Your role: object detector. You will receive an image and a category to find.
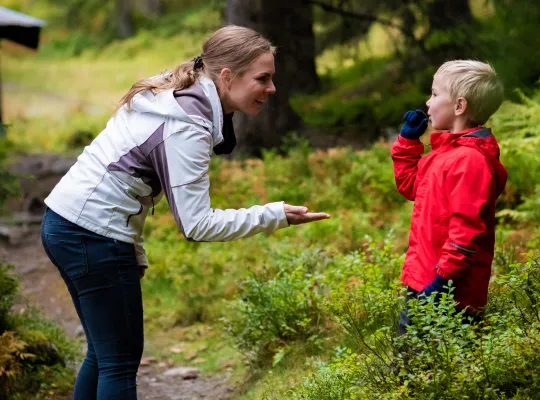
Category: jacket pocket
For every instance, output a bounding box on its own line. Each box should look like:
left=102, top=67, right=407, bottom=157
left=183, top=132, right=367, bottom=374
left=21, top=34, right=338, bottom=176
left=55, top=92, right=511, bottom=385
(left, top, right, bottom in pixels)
left=433, top=214, right=450, bottom=248
left=45, top=234, right=89, bottom=280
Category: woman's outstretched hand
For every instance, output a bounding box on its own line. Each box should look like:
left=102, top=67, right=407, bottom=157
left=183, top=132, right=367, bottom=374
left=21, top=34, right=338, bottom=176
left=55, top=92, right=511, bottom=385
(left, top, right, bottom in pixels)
left=284, top=204, right=330, bottom=225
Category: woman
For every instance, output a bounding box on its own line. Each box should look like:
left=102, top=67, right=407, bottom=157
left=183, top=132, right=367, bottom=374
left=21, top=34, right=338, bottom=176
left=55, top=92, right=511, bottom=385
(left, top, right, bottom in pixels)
left=40, top=25, right=329, bottom=399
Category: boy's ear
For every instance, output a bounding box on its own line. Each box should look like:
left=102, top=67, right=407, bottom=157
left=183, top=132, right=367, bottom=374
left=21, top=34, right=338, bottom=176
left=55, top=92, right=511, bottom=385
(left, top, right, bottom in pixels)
left=455, top=97, right=468, bottom=116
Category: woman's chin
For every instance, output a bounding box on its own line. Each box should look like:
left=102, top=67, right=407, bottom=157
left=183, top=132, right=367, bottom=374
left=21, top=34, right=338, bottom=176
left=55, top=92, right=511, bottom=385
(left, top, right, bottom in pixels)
left=243, top=105, right=263, bottom=116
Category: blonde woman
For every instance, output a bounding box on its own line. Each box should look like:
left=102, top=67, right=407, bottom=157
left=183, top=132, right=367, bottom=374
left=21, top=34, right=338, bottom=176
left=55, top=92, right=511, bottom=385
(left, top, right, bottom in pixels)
left=40, top=25, right=329, bottom=399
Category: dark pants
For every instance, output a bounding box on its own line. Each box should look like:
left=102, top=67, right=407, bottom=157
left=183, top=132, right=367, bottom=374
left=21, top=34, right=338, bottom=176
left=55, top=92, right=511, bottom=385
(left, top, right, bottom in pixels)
left=398, top=287, right=418, bottom=336
left=41, top=208, right=143, bottom=399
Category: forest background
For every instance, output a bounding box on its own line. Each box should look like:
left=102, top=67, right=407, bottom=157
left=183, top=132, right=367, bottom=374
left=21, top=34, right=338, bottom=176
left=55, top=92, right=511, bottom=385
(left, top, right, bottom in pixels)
left=1, top=0, right=540, bottom=398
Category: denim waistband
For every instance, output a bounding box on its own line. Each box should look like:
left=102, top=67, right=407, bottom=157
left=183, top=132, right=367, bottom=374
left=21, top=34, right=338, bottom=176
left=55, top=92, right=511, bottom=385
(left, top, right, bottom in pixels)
left=43, top=207, right=106, bottom=241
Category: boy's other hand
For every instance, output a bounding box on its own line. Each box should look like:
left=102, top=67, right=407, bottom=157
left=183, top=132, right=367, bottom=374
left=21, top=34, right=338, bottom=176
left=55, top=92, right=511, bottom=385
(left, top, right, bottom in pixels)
left=418, top=274, right=450, bottom=302
left=400, top=109, right=428, bottom=140
left=284, top=204, right=330, bottom=225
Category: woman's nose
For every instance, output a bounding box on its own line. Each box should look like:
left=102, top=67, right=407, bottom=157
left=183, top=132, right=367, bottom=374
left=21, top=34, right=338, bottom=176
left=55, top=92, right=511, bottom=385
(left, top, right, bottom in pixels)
left=266, top=80, right=276, bottom=94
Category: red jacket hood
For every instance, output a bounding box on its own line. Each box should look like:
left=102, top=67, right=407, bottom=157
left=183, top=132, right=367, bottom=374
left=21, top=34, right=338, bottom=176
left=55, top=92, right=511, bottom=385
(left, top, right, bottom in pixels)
left=430, top=127, right=508, bottom=196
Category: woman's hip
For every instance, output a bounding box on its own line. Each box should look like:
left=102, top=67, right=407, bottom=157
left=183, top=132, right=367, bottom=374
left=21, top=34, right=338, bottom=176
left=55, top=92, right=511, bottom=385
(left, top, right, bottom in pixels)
left=41, top=207, right=139, bottom=293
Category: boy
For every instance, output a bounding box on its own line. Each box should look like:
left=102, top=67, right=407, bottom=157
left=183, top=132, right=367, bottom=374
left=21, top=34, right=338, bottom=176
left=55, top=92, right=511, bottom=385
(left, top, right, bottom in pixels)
left=391, top=60, right=508, bottom=335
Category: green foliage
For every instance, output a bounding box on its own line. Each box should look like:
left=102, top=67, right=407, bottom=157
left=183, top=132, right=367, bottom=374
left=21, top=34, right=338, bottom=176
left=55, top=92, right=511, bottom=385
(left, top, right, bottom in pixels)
left=0, top=264, right=78, bottom=399
left=5, top=1, right=540, bottom=397
left=33, top=0, right=222, bottom=58
left=482, top=1, right=540, bottom=96
left=291, top=58, right=427, bottom=136
left=288, top=260, right=540, bottom=400
left=491, top=90, right=540, bottom=214
left=286, top=356, right=360, bottom=400
left=0, top=125, right=21, bottom=210
left=0, top=265, right=19, bottom=333
left=222, top=249, right=329, bottom=367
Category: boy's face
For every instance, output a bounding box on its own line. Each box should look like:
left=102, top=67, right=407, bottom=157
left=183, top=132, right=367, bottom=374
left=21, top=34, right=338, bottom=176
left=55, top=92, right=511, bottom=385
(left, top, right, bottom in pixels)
left=426, top=74, right=457, bottom=131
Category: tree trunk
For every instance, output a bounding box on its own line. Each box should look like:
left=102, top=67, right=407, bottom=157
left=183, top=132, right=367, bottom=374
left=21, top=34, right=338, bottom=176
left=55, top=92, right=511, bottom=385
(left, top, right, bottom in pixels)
left=137, top=0, right=163, bottom=19
left=116, top=0, right=135, bottom=38
left=227, top=0, right=319, bottom=156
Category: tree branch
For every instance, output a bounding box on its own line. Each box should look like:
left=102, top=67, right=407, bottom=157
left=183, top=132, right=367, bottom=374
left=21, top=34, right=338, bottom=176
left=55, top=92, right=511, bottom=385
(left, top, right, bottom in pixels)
left=307, top=0, right=408, bottom=37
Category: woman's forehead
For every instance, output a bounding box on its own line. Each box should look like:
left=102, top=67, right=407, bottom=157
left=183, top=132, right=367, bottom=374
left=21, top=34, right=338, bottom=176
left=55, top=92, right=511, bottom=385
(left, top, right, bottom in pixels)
left=246, top=52, right=275, bottom=74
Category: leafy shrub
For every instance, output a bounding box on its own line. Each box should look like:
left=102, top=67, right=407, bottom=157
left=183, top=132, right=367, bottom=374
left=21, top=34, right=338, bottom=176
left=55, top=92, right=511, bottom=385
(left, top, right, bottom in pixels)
left=0, top=264, right=78, bottom=399
left=223, top=249, right=330, bottom=367
left=287, top=260, right=540, bottom=400
left=491, top=90, right=540, bottom=210
left=0, top=125, right=20, bottom=209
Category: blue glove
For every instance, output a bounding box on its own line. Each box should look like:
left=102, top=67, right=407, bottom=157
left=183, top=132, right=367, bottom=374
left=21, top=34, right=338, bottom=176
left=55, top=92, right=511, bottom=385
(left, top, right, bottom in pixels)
left=418, top=274, right=449, bottom=302
left=400, top=109, right=428, bottom=140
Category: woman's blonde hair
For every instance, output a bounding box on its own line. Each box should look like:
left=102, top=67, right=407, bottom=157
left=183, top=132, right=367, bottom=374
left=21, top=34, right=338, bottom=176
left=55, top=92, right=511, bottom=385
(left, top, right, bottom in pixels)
left=435, top=60, right=504, bottom=125
left=117, top=25, right=276, bottom=111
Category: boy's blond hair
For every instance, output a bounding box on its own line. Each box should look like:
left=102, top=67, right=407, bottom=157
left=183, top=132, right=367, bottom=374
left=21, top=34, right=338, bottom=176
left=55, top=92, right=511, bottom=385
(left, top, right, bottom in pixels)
left=435, top=60, right=504, bottom=125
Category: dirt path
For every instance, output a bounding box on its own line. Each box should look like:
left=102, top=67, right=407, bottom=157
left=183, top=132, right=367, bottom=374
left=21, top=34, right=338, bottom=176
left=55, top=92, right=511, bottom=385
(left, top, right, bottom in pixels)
left=0, top=228, right=234, bottom=400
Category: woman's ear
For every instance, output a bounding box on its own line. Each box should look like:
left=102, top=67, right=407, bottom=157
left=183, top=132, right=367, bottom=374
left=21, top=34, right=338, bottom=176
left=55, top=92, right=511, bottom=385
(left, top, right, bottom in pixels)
left=219, top=68, right=232, bottom=91
left=455, top=96, right=468, bottom=116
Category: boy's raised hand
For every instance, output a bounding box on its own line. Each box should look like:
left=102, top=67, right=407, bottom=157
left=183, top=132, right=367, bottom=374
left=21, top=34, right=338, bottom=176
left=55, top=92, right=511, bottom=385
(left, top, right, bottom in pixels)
left=400, top=109, right=428, bottom=140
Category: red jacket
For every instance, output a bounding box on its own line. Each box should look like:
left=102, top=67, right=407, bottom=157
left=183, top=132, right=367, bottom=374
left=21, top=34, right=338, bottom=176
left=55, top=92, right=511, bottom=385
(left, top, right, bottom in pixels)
left=391, top=127, right=507, bottom=311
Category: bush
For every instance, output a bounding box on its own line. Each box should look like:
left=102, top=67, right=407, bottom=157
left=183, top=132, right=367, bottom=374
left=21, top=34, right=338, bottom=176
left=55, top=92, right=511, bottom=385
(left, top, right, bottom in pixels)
left=0, top=125, right=20, bottom=210
left=222, top=249, right=330, bottom=367
left=287, top=260, right=540, bottom=400
left=0, top=264, right=78, bottom=399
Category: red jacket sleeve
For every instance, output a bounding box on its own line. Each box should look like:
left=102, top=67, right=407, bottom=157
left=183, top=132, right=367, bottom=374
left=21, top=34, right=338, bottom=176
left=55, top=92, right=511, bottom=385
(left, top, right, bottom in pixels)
left=437, top=150, right=496, bottom=280
left=391, top=135, right=425, bottom=201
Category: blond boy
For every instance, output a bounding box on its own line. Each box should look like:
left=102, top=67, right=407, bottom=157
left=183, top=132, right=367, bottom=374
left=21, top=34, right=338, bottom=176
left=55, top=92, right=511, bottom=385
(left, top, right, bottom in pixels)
left=392, top=60, right=508, bottom=334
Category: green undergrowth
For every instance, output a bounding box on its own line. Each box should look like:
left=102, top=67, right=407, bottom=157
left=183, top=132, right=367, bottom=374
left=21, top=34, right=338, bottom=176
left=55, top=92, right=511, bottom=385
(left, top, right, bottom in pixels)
left=0, top=264, right=79, bottom=399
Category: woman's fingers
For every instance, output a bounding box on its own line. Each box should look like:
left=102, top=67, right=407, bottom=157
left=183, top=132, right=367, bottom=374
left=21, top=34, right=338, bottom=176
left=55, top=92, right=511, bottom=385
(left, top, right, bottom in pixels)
left=286, top=211, right=331, bottom=225
left=284, top=204, right=330, bottom=225
left=302, top=212, right=331, bottom=221
left=284, top=204, right=308, bottom=215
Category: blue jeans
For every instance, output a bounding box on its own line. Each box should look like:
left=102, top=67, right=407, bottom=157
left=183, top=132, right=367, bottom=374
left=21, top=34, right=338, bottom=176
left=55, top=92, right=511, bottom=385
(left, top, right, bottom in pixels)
left=41, top=208, right=143, bottom=399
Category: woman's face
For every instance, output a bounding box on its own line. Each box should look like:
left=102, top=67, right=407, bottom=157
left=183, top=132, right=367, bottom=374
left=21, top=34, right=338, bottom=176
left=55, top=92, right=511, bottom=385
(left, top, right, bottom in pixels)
left=220, top=52, right=276, bottom=116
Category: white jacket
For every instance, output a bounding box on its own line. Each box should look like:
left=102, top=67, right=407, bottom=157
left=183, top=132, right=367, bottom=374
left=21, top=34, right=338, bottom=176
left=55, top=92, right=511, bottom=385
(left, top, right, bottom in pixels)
left=45, top=77, right=289, bottom=266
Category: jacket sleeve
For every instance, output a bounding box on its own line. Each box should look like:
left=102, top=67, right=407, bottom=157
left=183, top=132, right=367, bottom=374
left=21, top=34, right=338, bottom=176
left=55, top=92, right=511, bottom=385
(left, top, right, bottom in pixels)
left=436, top=151, right=495, bottom=280
left=151, top=127, right=289, bottom=242
left=390, top=135, right=425, bottom=201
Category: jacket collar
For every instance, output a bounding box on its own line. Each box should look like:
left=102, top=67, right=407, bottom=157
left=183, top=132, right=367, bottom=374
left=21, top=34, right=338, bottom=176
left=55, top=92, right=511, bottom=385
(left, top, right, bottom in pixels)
left=430, top=126, right=507, bottom=195
left=430, top=127, right=486, bottom=149
left=197, top=77, right=225, bottom=147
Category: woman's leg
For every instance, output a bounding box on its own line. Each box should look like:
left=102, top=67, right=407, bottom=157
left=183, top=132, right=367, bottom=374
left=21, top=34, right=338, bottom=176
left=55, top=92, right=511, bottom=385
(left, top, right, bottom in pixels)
left=41, top=208, right=143, bottom=399
left=83, top=235, right=143, bottom=399
left=41, top=211, right=99, bottom=399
